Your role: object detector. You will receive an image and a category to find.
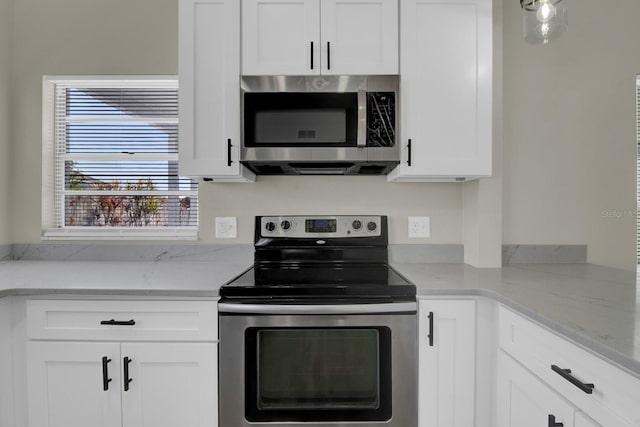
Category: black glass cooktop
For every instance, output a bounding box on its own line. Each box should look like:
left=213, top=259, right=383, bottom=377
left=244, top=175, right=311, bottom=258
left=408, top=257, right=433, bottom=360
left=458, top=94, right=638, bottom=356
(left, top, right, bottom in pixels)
left=221, top=216, right=416, bottom=304
left=219, top=263, right=416, bottom=303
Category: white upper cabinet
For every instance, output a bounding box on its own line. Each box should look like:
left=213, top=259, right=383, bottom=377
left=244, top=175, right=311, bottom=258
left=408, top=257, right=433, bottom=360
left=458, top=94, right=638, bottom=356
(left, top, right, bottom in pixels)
left=320, top=0, right=399, bottom=75
left=388, top=0, right=492, bottom=182
left=242, top=0, right=399, bottom=76
left=179, top=0, right=255, bottom=181
left=242, top=0, right=320, bottom=75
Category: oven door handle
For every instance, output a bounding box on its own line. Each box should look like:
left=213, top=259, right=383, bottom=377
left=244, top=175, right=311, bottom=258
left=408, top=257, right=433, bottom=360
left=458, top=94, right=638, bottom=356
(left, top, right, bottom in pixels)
left=218, top=302, right=417, bottom=315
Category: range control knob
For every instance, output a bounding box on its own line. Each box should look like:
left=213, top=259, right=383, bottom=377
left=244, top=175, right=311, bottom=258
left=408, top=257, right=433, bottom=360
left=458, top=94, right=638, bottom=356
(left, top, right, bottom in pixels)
left=265, top=221, right=277, bottom=232
left=367, top=221, right=377, bottom=231
left=352, top=220, right=362, bottom=230
left=281, top=220, right=291, bottom=231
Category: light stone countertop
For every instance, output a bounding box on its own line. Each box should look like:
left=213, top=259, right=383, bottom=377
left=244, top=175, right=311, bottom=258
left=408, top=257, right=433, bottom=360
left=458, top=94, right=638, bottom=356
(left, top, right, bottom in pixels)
left=394, top=262, right=640, bottom=377
left=0, top=260, right=250, bottom=297
left=0, top=260, right=638, bottom=377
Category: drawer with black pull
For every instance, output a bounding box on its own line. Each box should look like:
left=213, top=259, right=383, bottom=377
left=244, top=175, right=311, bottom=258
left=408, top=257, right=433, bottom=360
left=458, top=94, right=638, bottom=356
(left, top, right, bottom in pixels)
left=499, top=306, right=640, bottom=427
left=26, top=298, right=218, bottom=341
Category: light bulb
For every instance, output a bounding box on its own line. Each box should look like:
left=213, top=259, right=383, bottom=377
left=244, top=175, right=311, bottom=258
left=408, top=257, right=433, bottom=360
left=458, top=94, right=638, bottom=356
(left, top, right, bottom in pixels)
left=536, top=0, right=556, bottom=23
left=540, top=22, right=551, bottom=43
left=540, top=23, right=550, bottom=36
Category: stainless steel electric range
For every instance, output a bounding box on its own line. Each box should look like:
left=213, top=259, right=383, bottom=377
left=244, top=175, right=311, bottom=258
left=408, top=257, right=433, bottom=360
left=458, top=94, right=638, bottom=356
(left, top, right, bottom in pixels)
left=218, top=215, right=417, bottom=427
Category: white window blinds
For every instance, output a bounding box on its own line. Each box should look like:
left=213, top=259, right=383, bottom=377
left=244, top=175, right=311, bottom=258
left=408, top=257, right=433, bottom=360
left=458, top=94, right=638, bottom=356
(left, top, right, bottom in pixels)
left=44, top=77, right=198, bottom=239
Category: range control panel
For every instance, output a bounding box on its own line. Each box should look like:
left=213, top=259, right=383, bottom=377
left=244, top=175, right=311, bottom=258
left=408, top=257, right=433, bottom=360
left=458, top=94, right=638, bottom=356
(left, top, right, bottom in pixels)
left=260, top=215, right=382, bottom=238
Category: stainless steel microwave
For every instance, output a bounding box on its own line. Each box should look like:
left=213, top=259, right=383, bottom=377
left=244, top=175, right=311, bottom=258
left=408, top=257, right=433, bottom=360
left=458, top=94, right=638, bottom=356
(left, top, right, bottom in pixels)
left=240, top=75, right=399, bottom=175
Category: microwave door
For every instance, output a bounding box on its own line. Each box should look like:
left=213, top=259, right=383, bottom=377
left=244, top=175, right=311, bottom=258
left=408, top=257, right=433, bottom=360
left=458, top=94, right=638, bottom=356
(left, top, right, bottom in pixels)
left=244, top=92, right=358, bottom=147
left=254, top=109, right=347, bottom=145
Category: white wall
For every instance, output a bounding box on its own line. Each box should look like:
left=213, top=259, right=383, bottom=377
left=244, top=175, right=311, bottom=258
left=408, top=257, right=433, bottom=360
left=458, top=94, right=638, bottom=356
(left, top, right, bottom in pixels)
left=502, top=0, right=640, bottom=270
left=6, top=0, right=639, bottom=269
left=199, top=176, right=462, bottom=244
left=463, top=0, right=504, bottom=268
left=0, top=0, right=12, bottom=244
left=8, top=0, right=464, bottom=246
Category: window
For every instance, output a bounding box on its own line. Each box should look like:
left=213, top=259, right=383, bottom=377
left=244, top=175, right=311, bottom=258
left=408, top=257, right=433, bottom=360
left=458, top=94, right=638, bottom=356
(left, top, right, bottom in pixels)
left=42, top=76, right=198, bottom=239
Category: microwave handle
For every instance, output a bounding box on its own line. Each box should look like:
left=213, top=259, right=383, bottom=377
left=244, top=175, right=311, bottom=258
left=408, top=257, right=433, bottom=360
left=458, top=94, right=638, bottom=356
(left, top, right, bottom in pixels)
left=357, top=90, right=367, bottom=147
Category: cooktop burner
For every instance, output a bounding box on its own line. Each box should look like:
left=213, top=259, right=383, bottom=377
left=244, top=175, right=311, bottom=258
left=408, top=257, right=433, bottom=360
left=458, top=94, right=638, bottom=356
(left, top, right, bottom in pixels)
left=219, top=215, right=416, bottom=304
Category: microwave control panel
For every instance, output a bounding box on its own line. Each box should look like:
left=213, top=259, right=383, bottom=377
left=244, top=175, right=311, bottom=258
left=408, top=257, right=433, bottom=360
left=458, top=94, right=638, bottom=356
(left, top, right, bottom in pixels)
left=367, top=92, right=396, bottom=147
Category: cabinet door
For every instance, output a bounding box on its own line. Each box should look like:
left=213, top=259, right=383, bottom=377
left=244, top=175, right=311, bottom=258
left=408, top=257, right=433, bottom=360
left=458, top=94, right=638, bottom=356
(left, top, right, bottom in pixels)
left=575, top=412, right=602, bottom=427
left=121, top=343, right=217, bottom=427
left=320, top=0, right=398, bottom=75
left=179, top=0, right=255, bottom=180
left=496, top=351, right=576, bottom=427
left=388, top=0, right=492, bottom=182
left=27, top=342, right=122, bottom=427
left=242, top=0, right=320, bottom=76
left=418, top=299, right=476, bottom=427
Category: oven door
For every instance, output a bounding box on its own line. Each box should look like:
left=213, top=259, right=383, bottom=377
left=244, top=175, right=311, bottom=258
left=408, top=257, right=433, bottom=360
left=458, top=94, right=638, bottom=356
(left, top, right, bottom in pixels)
left=218, top=303, right=417, bottom=427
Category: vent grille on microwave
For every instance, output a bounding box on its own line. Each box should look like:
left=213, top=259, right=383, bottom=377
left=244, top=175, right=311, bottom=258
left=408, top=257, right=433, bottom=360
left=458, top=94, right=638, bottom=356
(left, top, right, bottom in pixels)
left=242, top=162, right=399, bottom=176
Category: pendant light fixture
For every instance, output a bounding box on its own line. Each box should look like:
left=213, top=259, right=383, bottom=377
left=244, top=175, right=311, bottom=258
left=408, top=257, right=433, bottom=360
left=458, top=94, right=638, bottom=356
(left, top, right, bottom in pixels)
left=520, top=0, right=568, bottom=44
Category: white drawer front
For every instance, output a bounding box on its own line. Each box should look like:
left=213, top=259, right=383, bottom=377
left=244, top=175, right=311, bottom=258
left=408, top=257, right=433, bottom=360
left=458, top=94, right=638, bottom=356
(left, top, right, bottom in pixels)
left=499, top=306, right=640, bottom=427
left=27, top=299, right=218, bottom=342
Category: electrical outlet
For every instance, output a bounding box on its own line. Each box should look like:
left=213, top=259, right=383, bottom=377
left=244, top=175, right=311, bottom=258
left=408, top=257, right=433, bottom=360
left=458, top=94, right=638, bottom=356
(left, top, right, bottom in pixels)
left=215, top=217, right=237, bottom=239
left=408, top=216, right=430, bottom=238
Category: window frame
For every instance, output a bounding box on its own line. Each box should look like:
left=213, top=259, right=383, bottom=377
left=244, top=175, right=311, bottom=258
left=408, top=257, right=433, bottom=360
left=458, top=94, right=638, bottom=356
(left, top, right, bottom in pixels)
left=41, top=75, right=198, bottom=240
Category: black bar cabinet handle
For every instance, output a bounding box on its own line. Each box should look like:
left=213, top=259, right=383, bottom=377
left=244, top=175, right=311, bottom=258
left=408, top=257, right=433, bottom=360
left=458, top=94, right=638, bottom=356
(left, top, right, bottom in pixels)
left=100, top=319, right=135, bottom=326
left=548, top=414, right=563, bottom=427
left=102, top=356, right=112, bottom=391
left=327, top=41, right=331, bottom=70
left=123, top=357, right=133, bottom=391
left=227, top=138, right=233, bottom=167
left=407, top=139, right=412, bottom=166
left=551, top=365, right=594, bottom=394
left=310, top=41, right=314, bottom=70
left=427, top=311, right=434, bottom=346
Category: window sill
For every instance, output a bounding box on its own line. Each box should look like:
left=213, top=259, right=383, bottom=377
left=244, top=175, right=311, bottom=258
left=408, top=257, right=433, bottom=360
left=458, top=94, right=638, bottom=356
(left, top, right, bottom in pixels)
left=42, top=227, right=199, bottom=241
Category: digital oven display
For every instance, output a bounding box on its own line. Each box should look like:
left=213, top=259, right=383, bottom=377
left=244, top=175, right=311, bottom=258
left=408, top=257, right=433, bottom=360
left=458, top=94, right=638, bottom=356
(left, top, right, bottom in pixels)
left=305, top=219, right=337, bottom=233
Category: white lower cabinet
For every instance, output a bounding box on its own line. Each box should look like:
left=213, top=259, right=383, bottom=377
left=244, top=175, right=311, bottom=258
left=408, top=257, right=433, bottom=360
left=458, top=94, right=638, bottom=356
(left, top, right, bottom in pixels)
left=497, top=350, right=580, bottom=427
left=121, top=343, right=217, bottom=427
left=27, top=341, right=217, bottom=427
left=27, top=342, right=122, bottom=427
left=25, top=298, right=219, bottom=427
left=498, top=306, right=637, bottom=427
left=575, top=412, right=601, bottom=427
left=418, top=299, right=476, bottom=427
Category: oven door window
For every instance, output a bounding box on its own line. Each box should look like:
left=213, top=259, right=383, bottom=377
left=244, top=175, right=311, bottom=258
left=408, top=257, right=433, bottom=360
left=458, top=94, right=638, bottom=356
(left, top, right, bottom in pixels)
left=245, top=327, right=392, bottom=422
